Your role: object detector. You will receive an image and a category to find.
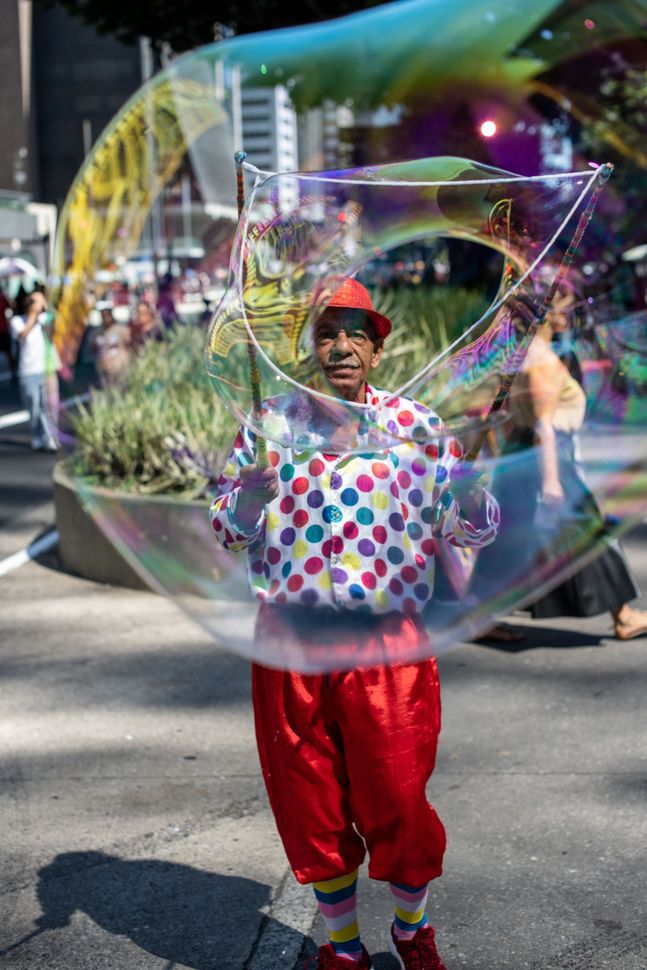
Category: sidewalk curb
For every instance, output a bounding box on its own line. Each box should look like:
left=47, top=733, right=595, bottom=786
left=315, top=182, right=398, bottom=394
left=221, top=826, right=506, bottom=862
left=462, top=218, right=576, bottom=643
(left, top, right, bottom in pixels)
left=246, top=867, right=317, bottom=970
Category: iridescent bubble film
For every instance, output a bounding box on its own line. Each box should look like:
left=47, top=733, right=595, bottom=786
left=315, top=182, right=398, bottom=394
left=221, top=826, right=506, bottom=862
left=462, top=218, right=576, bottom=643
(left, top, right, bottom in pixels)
left=53, top=0, right=647, bottom=670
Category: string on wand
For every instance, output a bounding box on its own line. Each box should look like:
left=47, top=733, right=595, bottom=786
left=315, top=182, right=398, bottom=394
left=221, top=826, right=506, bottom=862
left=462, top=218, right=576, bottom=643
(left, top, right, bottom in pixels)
left=235, top=150, right=267, bottom=468
left=464, top=162, right=614, bottom=464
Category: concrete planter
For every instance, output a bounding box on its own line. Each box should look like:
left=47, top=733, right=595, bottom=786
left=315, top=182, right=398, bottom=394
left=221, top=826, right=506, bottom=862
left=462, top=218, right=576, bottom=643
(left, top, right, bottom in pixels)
left=53, top=462, right=209, bottom=593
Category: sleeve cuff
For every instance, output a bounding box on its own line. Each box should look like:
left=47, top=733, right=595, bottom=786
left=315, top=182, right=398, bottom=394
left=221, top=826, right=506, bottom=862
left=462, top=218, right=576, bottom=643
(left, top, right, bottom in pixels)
left=227, top=496, right=266, bottom=539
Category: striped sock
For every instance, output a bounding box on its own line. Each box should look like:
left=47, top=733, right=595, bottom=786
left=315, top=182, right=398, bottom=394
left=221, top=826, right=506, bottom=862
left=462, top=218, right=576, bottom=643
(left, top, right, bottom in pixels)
left=389, top=881, right=429, bottom=940
left=312, top=869, right=362, bottom=961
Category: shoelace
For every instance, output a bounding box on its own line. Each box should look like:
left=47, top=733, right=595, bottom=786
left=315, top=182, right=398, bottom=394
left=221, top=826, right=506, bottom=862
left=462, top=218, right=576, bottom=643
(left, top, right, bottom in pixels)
left=396, top=929, right=444, bottom=970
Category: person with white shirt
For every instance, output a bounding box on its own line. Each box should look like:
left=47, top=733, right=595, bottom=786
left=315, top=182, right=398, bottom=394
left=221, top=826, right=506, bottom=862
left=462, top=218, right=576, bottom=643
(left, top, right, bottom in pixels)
left=10, top=290, right=57, bottom=451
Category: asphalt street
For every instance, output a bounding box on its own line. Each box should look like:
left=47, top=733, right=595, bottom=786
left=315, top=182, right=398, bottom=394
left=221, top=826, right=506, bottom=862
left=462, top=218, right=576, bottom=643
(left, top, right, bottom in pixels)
left=1, top=365, right=646, bottom=969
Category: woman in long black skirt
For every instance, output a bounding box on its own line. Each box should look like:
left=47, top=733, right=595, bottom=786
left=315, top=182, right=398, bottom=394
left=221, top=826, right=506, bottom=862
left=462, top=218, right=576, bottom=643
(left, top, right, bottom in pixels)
left=473, top=286, right=646, bottom=642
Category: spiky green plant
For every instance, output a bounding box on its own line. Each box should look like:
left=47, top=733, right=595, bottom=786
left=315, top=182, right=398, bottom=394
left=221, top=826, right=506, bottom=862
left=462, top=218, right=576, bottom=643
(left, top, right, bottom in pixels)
left=70, top=286, right=491, bottom=497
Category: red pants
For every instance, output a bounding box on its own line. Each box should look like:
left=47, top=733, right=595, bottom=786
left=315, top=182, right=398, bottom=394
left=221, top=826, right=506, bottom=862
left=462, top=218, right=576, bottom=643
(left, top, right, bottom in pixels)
left=252, top=607, right=446, bottom=885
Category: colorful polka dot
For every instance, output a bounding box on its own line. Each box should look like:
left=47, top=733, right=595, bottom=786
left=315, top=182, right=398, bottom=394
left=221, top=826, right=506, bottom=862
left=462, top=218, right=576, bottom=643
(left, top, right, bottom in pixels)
left=323, top=505, right=343, bottom=523
left=375, top=559, right=387, bottom=577
left=349, top=584, right=366, bottom=600
left=280, top=495, right=295, bottom=514
left=293, top=476, right=309, bottom=495
left=305, top=557, right=323, bottom=574
left=306, top=524, right=324, bottom=543
left=309, top=458, right=325, bottom=476
left=342, top=552, right=361, bottom=570
left=449, top=440, right=464, bottom=458
left=282, top=561, right=292, bottom=578
left=356, top=474, right=374, bottom=492
left=307, top=490, right=324, bottom=508
left=372, top=461, right=390, bottom=479
left=287, top=574, right=304, bottom=592
left=372, top=492, right=388, bottom=510
left=387, top=546, right=404, bottom=565
left=280, top=527, right=295, bottom=545
left=389, top=512, right=405, bottom=532
left=293, top=539, right=308, bottom=558
left=358, top=538, right=376, bottom=556
left=356, top=507, right=374, bottom=525
left=341, top=488, right=359, bottom=506
left=301, top=589, right=319, bottom=605
left=267, top=547, right=281, bottom=565
left=401, top=565, right=418, bottom=584
left=293, top=509, right=309, bottom=528
left=280, top=464, right=295, bottom=482
left=361, top=571, right=377, bottom=590
left=343, top=522, right=359, bottom=540
left=373, top=525, right=387, bottom=543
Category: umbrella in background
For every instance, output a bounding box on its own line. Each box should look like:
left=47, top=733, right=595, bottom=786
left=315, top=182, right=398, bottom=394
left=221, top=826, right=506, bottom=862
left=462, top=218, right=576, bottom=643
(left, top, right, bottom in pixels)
left=0, top=257, right=45, bottom=301
left=0, top=256, right=43, bottom=279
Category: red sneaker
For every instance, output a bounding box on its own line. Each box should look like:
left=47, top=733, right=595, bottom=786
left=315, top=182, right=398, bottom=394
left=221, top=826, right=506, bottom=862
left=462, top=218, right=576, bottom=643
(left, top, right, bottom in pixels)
left=304, top=943, right=373, bottom=969
left=388, top=923, right=447, bottom=970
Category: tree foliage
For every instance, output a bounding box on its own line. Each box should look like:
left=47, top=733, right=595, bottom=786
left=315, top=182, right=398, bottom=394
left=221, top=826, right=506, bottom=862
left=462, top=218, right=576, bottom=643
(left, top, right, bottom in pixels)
left=33, top=0, right=390, bottom=52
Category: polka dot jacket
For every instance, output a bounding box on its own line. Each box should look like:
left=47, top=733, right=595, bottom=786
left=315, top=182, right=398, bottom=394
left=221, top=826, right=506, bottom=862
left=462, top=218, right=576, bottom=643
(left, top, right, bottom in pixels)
left=210, top=386, right=500, bottom=615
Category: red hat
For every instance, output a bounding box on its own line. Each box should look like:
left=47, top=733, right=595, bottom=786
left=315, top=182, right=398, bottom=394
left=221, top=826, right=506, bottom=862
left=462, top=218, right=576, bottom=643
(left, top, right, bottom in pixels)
left=326, top=277, right=392, bottom=339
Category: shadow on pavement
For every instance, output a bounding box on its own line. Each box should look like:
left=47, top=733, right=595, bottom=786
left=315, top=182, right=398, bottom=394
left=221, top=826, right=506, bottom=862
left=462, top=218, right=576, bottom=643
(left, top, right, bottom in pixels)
left=473, top=623, right=605, bottom=653
left=1, top=851, right=306, bottom=970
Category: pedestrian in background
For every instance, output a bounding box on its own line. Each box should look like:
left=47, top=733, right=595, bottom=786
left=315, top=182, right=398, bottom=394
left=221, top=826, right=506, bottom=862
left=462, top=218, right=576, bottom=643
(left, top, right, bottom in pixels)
left=129, top=300, right=164, bottom=352
left=92, top=306, right=133, bottom=385
left=9, top=290, right=57, bottom=451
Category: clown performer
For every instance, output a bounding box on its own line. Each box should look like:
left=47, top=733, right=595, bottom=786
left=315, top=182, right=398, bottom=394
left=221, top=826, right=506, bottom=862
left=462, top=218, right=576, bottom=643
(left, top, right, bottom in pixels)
left=210, top=277, right=500, bottom=970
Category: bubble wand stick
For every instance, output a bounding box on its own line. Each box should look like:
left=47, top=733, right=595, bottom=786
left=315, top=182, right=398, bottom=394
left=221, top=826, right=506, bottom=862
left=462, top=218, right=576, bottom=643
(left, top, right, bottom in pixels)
left=464, top=162, right=614, bottom=463
left=235, top=150, right=268, bottom=468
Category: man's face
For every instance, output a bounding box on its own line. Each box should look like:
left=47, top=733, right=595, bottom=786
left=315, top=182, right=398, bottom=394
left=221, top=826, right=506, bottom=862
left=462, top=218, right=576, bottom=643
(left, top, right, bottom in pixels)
left=313, top=308, right=384, bottom=403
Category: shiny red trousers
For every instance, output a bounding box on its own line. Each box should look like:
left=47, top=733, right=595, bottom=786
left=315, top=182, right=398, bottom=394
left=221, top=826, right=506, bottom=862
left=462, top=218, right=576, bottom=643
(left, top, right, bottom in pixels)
left=252, top=605, right=446, bottom=885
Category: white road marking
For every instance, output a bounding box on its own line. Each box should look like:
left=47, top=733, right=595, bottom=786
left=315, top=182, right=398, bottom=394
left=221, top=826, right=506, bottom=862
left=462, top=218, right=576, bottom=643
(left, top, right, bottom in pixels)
left=0, top=409, right=29, bottom=429
left=0, top=391, right=90, bottom=431
left=0, top=530, right=59, bottom=578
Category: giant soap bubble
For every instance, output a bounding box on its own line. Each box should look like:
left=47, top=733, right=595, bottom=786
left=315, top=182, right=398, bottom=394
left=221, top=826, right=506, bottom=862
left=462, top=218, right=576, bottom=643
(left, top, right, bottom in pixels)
left=52, top=0, right=647, bottom=670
